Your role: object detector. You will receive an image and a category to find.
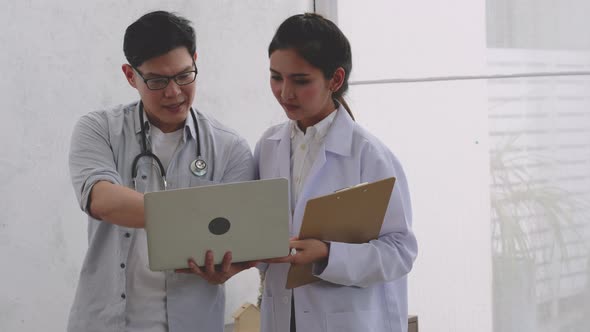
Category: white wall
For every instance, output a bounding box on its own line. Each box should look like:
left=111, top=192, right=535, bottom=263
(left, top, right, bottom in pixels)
left=1, top=1, right=506, bottom=331
left=0, top=1, right=311, bottom=330
left=332, top=1, right=493, bottom=331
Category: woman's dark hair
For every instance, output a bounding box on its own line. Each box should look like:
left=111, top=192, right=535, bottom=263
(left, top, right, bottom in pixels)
left=269, top=13, right=354, bottom=120
left=124, top=11, right=196, bottom=68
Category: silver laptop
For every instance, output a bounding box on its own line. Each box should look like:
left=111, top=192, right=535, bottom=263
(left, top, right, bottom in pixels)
left=144, top=178, right=290, bottom=271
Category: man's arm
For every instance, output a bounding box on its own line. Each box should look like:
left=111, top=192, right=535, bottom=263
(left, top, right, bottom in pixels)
left=89, top=181, right=145, bottom=228
left=69, top=112, right=145, bottom=228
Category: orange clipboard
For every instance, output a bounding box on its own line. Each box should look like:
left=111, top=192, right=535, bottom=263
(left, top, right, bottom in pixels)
left=286, top=177, right=396, bottom=289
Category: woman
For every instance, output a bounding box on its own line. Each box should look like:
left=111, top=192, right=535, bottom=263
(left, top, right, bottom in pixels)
left=255, top=13, right=418, bottom=332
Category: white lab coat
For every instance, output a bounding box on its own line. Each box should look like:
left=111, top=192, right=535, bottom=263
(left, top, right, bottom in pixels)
left=254, top=107, right=418, bottom=332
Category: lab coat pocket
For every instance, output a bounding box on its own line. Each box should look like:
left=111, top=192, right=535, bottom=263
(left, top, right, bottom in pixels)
left=260, top=295, right=276, bottom=332
left=326, top=310, right=388, bottom=332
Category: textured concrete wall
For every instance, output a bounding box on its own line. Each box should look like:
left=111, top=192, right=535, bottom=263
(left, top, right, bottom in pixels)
left=0, top=1, right=310, bottom=330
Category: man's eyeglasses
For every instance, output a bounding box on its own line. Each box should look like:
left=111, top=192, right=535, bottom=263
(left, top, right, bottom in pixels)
left=133, top=62, right=198, bottom=90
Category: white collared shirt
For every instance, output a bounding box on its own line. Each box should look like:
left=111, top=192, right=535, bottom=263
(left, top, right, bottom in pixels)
left=290, top=110, right=338, bottom=209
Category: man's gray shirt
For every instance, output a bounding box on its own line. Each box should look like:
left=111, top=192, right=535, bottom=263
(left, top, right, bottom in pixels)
left=68, top=102, right=255, bottom=332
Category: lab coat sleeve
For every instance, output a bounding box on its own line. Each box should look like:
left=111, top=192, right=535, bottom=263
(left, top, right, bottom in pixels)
left=69, top=113, right=122, bottom=214
left=313, top=144, right=418, bottom=288
left=219, top=136, right=256, bottom=183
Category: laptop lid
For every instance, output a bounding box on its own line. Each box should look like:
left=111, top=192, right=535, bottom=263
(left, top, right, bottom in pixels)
left=144, top=178, right=290, bottom=271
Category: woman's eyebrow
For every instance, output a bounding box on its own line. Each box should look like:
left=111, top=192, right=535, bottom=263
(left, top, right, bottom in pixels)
left=270, top=68, right=309, bottom=78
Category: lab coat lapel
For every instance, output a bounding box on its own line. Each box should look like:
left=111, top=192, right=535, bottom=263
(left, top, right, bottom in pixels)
left=270, top=124, right=294, bottom=234
left=265, top=123, right=292, bottom=179
left=275, top=126, right=292, bottom=180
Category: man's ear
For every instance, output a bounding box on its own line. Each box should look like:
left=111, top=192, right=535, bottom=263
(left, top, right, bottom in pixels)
left=193, top=52, right=198, bottom=62
left=330, top=67, right=346, bottom=93
left=122, top=64, right=137, bottom=88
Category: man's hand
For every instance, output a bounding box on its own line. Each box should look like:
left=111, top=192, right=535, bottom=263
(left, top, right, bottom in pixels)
left=263, top=238, right=330, bottom=265
left=175, top=250, right=257, bottom=285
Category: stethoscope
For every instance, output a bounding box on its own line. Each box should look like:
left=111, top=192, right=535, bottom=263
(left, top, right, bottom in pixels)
left=131, top=102, right=208, bottom=191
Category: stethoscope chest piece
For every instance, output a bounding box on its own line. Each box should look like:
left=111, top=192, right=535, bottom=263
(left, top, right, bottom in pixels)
left=190, top=158, right=207, bottom=177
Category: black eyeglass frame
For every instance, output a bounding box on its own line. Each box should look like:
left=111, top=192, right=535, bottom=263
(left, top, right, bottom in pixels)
left=132, top=61, right=198, bottom=90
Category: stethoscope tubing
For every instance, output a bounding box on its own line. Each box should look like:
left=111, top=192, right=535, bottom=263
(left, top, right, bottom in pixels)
left=131, top=102, right=207, bottom=190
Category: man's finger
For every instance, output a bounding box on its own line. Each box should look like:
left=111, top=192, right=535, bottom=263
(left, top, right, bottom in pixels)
left=188, top=259, right=204, bottom=277
left=221, top=252, right=232, bottom=274
left=205, top=251, right=216, bottom=276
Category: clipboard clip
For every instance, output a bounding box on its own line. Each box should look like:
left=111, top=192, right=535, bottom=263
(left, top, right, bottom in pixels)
left=334, top=182, right=369, bottom=193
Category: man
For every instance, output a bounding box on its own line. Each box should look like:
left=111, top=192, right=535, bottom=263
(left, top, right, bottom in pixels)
left=68, top=11, right=255, bottom=332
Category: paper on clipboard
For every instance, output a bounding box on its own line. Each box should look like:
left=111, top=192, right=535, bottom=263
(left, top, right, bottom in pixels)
left=286, top=177, right=396, bottom=289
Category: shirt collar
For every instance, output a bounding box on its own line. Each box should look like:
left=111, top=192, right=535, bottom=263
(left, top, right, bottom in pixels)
left=290, top=109, right=338, bottom=141
left=133, top=101, right=197, bottom=142
left=266, top=103, right=353, bottom=156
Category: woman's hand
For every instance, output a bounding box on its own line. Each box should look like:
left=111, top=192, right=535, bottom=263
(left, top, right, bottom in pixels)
left=263, top=237, right=330, bottom=265
left=175, top=250, right=258, bottom=285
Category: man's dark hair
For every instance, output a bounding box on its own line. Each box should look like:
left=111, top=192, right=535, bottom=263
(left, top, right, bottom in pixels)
left=124, top=11, right=196, bottom=67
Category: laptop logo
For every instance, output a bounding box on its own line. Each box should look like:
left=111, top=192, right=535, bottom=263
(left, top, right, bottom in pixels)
left=208, top=217, right=231, bottom=235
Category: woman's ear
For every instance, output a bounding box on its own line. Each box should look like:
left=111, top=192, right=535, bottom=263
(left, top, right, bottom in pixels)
left=122, top=64, right=137, bottom=88
left=330, top=67, right=346, bottom=92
